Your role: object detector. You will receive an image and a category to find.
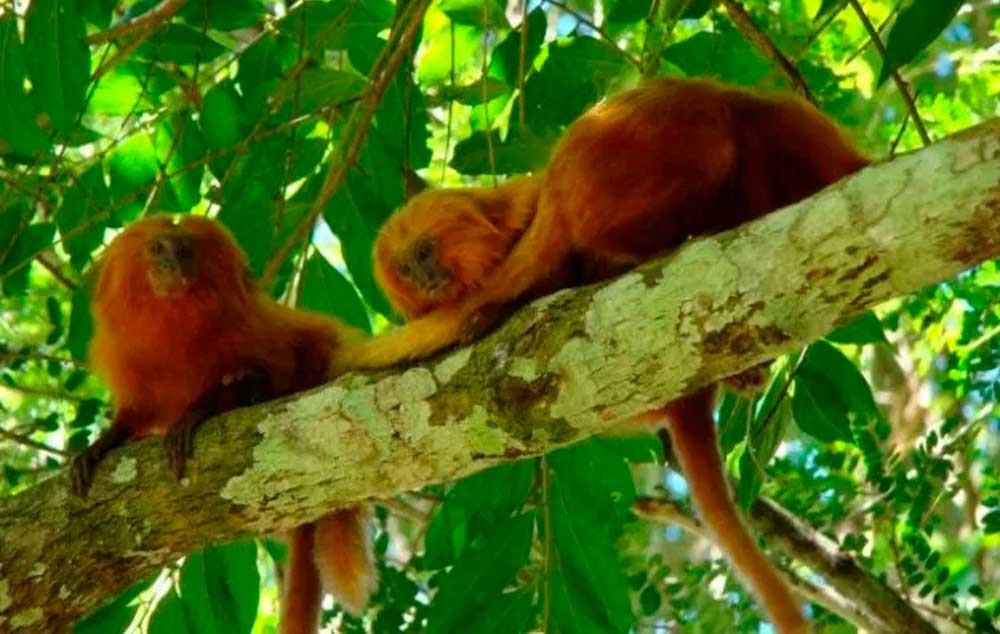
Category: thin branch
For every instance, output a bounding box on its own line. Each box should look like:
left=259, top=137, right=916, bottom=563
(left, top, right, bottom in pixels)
left=517, top=0, right=529, bottom=127
left=720, top=0, right=815, bottom=104
left=261, top=0, right=433, bottom=288
left=542, top=0, right=642, bottom=69
left=0, top=427, right=70, bottom=457
left=847, top=0, right=931, bottom=146
left=87, top=0, right=189, bottom=45
left=36, top=252, right=78, bottom=291
left=634, top=496, right=872, bottom=631
left=0, top=383, right=85, bottom=403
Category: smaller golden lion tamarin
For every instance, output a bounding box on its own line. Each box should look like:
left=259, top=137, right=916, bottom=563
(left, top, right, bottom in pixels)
left=343, top=78, right=870, bottom=634
left=73, top=215, right=375, bottom=632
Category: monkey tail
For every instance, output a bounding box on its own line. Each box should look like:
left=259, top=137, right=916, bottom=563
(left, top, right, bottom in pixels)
left=656, top=388, right=812, bottom=634
left=313, top=506, right=377, bottom=616
left=280, top=524, right=322, bottom=634
left=279, top=507, right=376, bottom=633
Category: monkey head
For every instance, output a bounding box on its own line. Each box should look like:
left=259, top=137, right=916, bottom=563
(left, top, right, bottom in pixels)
left=373, top=190, right=513, bottom=319
left=93, top=215, right=254, bottom=322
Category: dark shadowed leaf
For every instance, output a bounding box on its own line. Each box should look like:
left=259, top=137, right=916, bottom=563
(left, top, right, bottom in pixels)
left=148, top=589, right=194, bottom=634
left=878, top=0, right=964, bottom=86
left=299, top=253, right=372, bottom=332
left=74, top=577, right=154, bottom=634
left=178, top=540, right=260, bottom=634
left=426, top=513, right=533, bottom=633
left=138, top=24, right=227, bottom=64
left=827, top=311, right=888, bottom=345
left=24, top=0, right=90, bottom=135
left=0, top=14, right=50, bottom=155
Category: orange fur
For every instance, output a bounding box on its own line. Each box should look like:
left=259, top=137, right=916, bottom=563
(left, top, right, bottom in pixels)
left=76, top=215, right=376, bottom=633
left=349, top=79, right=869, bottom=633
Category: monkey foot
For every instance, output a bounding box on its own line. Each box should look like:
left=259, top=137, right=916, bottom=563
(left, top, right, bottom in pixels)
left=69, top=449, right=99, bottom=498
left=164, top=423, right=196, bottom=481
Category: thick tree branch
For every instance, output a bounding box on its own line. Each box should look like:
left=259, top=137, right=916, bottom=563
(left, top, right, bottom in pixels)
left=1, top=120, right=998, bottom=632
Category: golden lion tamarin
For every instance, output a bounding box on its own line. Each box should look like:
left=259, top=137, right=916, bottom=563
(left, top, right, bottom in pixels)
left=72, top=215, right=375, bottom=633
left=343, top=79, right=869, bottom=633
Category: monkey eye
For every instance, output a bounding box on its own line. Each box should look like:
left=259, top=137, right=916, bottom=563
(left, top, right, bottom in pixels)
left=148, top=238, right=167, bottom=257
left=415, top=239, right=434, bottom=262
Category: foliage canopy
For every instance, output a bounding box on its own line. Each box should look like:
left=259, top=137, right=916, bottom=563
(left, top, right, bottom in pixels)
left=0, top=0, right=998, bottom=632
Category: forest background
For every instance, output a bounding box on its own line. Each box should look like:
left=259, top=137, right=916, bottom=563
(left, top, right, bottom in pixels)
left=0, top=0, right=998, bottom=632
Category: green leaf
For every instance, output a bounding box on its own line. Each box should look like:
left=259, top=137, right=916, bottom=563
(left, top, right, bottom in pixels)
left=0, top=221, right=55, bottom=278
left=426, top=513, right=534, bottom=634
left=89, top=65, right=152, bottom=116
left=284, top=0, right=394, bottom=52
left=81, top=0, right=117, bottom=28
left=148, top=589, right=194, bottom=634
left=490, top=9, right=546, bottom=85
left=74, top=577, right=154, bottom=634
left=299, top=253, right=372, bottom=332
left=792, top=370, right=853, bottom=443
left=662, top=23, right=772, bottom=86
left=800, top=341, right=878, bottom=417
left=826, top=311, right=888, bottom=345
left=154, top=111, right=205, bottom=212
left=70, top=399, right=101, bottom=429
left=607, top=0, right=711, bottom=22
left=520, top=37, right=629, bottom=131
left=200, top=80, right=247, bottom=178
left=877, top=0, right=964, bottom=86
left=24, top=0, right=91, bottom=135
left=450, top=125, right=555, bottom=176
left=178, top=540, right=260, bottom=634
left=180, top=0, right=266, bottom=31
left=139, top=24, right=227, bottom=64
left=67, top=288, right=94, bottom=362
left=322, top=166, right=396, bottom=318
left=276, top=68, right=367, bottom=115
left=814, top=0, right=847, bottom=21
left=439, top=0, right=506, bottom=25
left=109, top=133, right=159, bottom=221
left=59, top=164, right=111, bottom=269
left=549, top=477, right=634, bottom=632
left=438, top=77, right=510, bottom=106
left=463, top=588, right=533, bottom=634
left=425, top=461, right=535, bottom=568
left=0, top=14, right=50, bottom=156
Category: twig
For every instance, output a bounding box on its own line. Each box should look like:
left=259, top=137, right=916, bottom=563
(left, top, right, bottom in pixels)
left=36, top=253, right=78, bottom=291
left=260, top=0, right=433, bottom=288
left=0, top=427, right=71, bottom=457
left=846, top=3, right=901, bottom=63
left=0, top=383, right=85, bottom=403
left=635, top=496, right=939, bottom=634
left=517, top=0, right=529, bottom=127
left=481, top=2, right=497, bottom=187
left=634, top=496, right=870, bottom=631
left=542, top=0, right=642, bottom=69
left=87, top=0, right=189, bottom=45
left=720, top=0, right=815, bottom=104
left=847, top=0, right=931, bottom=146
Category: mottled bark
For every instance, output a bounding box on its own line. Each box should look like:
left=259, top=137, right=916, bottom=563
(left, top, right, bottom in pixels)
left=1, top=120, right=998, bottom=633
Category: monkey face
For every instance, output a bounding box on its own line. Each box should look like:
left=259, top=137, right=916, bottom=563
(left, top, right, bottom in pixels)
left=143, top=229, right=198, bottom=295
left=95, top=214, right=252, bottom=306
left=374, top=191, right=509, bottom=319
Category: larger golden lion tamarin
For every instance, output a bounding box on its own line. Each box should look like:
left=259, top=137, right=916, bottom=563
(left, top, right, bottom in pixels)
left=71, top=215, right=375, bottom=633
left=341, top=78, right=869, bottom=633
